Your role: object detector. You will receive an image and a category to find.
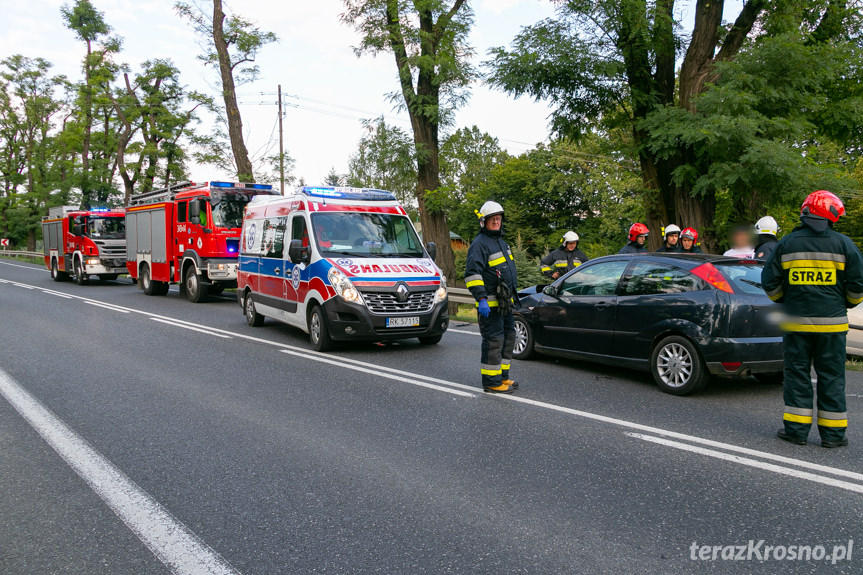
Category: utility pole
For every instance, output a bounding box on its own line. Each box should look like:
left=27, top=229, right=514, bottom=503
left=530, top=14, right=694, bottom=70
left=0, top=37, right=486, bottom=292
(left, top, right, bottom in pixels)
left=277, top=84, right=285, bottom=195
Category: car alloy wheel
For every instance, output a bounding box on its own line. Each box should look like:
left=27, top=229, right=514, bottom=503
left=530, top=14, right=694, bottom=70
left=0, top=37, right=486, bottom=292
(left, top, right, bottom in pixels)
left=656, top=342, right=693, bottom=388
left=514, top=319, right=529, bottom=355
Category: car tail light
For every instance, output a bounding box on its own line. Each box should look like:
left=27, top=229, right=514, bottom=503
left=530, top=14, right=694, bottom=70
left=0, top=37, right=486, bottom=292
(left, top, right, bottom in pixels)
left=721, top=362, right=742, bottom=372
left=691, top=263, right=733, bottom=293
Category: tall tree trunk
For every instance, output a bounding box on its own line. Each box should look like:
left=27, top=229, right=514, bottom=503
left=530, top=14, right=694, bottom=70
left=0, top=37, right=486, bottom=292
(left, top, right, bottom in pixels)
left=80, top=39, right=93, bottom=209
left=212, top=0, right=254, bottom=182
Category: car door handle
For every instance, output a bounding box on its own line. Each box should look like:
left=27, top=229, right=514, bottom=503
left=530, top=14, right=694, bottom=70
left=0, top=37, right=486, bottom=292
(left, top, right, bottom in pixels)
left=274, top=267, right=281, bottom=275
left=594, top=302, right=612, bottom=310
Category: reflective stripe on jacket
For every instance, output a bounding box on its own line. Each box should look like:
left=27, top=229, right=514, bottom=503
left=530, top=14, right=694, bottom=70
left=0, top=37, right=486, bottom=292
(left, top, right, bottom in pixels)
left=465, top=228, right=518, bottom=303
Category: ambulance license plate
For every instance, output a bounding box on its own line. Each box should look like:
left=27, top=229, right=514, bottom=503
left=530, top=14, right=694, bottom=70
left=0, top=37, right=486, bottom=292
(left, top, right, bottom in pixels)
left=386, top=316, right=420, bottom=328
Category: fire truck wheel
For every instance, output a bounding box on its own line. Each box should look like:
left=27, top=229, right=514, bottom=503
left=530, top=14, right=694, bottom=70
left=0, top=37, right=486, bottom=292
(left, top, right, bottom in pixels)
left=74, top=259, right=88, bottom=285
left=184, top=266, right=209, bottom=303
left=244, top=293, right=265, bottom=327
left=141, top=264, right=157, bottom=296
left=51, top=259, right=69, bottom=282
left=98, top=274, right=118, bottom=281
left=209, top=284, right=225, bottom=296
left=157, top=281, right=170, bottom=296
left=308, top=305, right=334, bottom=352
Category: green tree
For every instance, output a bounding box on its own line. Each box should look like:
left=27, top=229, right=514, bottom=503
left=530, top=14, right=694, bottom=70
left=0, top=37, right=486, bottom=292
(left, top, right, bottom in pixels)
left=341, top=0, right=475, bottom=285
left=346, top=116, right=416, bottom=211
left=487, top=0, right=861, bottom=251
left=323, top=167, right=344, bottom=186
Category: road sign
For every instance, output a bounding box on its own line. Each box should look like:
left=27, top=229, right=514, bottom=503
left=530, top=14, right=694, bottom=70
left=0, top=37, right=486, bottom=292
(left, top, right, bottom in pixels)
left=0, top=238, right=8, bottom=247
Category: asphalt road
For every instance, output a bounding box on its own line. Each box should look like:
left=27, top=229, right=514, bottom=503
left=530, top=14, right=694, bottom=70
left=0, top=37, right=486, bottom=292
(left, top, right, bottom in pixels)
left=1, top=257, right=862, bottom=574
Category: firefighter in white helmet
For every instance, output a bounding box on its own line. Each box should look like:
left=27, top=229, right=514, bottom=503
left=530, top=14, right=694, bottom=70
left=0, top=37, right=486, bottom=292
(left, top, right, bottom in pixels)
left=754, top=216, right=780, bottom=261
left=465, top=200, right=519, bottom=393
left=656, top=224, right=681, bottom=253
left=541, top=231, right=588, bottom=280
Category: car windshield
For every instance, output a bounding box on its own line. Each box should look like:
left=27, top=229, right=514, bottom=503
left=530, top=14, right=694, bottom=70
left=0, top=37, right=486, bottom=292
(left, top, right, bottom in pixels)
left=715, top=261, right=765, bottom=295
left=87, top=216, right=125, bottom=239
left=210, top=192, right=255, bottom=229
left=311, top=212, right=424, bottom=258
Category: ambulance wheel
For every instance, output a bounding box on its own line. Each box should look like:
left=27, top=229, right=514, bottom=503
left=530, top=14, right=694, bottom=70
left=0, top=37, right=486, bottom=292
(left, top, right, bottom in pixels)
left=651, top=335, right=708, bottom=396
left=98, top=274, right=118, bottom=281
left=309, top=305, right=333, bottom=352
left=184, top=267, right=209, bottom=303
left=244, top=293, right=265, bottom=327
left=418, top=335, right=442, bottom=345
left=141, top=264, right=158, bottom=296
left=51, top=259, right=69, bottom=282
left=74, top=259, right=88, bottom=285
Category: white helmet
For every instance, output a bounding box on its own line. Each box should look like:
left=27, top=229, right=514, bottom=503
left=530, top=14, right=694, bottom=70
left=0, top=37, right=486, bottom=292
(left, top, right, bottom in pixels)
left=663, top=224, right=681, bottom=239
left=476, top=200, right=504, bottom=226
left=755, top=216, right=779, bottom=236
left=562, top=231, right=579, bottom=243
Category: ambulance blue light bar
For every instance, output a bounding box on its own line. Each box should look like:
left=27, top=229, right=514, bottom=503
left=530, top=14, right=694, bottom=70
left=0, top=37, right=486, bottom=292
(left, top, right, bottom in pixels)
left=210, top=181, right=273, bottom=190
left=300, top=186, right=396, bottom=201
left=90, top=207, right=110, bottom=212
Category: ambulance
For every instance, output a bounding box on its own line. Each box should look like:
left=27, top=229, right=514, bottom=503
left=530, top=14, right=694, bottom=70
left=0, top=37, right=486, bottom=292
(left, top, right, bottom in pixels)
left=238, top=186, right=449, bottom=350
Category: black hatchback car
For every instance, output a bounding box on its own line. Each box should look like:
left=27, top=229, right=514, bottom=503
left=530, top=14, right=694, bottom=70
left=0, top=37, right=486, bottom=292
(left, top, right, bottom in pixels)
left=513, top=254, right=784, bottom=395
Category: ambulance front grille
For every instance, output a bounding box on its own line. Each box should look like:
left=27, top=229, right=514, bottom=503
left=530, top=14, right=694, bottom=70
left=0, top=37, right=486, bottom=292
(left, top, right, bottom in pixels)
left=363, top=291, right=435, bottom=314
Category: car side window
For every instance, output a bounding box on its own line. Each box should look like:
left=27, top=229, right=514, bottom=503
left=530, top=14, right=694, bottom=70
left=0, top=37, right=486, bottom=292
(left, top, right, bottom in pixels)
left=291, top=215, right=309, bottom=247
left=622, top=262, right=707, bottom=295
left=560, top=260, right=629, bottom=296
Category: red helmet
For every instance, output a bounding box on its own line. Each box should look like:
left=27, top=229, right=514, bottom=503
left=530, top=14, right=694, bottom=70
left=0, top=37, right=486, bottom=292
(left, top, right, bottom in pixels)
left=681, top=227, right=698, bottom=242
left=801, top=190, right=845, bottom=223
left=628, top=223, right=649, bottom=241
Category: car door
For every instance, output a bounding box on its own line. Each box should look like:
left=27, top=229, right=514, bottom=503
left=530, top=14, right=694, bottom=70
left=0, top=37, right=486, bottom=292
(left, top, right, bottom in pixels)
left=534, top=259, right=629, bottom=356
left=613, top=260, right=712, bottom=359
left=285, top=214, right=311, bottom=315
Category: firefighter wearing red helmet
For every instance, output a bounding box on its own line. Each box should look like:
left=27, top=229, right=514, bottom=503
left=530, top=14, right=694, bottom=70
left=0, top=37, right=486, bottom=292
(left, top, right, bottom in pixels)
left=619, top=223, right=649, bottom=254
left=680, top=227, right=703, bottom=253
left=762, top=190, right=863, bottom=448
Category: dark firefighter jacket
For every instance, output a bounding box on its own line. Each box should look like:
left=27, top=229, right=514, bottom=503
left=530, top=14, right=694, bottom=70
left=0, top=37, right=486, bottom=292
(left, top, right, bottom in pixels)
left=465, top=228, right=518, bottom=308
left=619, top=242, right=647, bottom=255
left=541, top=247, right=588, bottom=278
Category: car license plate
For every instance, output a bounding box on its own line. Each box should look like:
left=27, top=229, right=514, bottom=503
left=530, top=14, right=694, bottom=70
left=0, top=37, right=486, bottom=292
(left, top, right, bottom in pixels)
left=386, top=316, right=420, bottom=328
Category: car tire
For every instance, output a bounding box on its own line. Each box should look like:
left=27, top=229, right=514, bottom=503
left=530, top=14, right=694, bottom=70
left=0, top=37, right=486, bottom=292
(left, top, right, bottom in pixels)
left=650, top=335, right=708, bottom=395
left=756, top=372, right=784, bottom=385
left=245, top=293, right=265, bottom=327
left=74, top=259, right=88, bottom=285
left=308, top=304, right=333, bottom=352
left=513, top=315, right=535, bottom=360
left=184, top=266, right=208, bottom=303
left=141, top=264, right=158, bottom=296
left=418, top=335, right=442, bottom=345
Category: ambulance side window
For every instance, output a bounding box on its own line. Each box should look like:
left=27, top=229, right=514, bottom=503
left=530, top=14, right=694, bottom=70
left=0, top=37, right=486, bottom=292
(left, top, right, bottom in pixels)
left=177, top=201, right=187, bottom=223
left=291, top=215, right=309, bottom=248
left=263, top=217, right=287, bottom=259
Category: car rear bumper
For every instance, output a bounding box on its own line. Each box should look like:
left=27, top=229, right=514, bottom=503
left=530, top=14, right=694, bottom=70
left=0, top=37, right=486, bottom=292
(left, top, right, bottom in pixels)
left=702, top=336, right=784, bottom=375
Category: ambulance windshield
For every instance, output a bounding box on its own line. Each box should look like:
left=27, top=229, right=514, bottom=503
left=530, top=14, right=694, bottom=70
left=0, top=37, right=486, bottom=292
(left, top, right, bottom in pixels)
left=311, top=212, right=424, bottom=258
left=87, top=216, right=125, bottom=239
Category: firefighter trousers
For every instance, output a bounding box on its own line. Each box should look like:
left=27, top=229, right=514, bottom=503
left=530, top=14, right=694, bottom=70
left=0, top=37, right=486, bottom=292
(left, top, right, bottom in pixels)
left=783, top=331, right=848, bottom=442
left=479, top=309, right=515, bottom=387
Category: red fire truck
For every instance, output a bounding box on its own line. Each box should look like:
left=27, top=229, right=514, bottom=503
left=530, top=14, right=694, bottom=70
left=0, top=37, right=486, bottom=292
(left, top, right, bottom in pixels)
left=42, top=205, right=127, bottom=284
left=125, top=181, right=278, bottom=302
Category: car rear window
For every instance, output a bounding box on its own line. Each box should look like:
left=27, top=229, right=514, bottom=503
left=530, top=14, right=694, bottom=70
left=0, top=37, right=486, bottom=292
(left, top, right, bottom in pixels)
left=622, top=262, right=708, bottom=295
left=714, top=262, right=765, bottom=295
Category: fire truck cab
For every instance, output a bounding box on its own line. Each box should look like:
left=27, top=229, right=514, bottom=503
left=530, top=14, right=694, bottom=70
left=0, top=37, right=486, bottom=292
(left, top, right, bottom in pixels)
left=238, top=186, right=449, bottom=351
left=125, top=181, right=278, bottom=302
left=42, top=205, right=127, bottom=284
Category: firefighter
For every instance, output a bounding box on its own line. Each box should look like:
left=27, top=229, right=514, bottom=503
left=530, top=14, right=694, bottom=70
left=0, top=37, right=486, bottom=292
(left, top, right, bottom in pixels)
left=540, top=231, right=588, bottom=280
left=762, top=190, right=863, bottom=448
left=656, top=224, right=681, bottom=252
left=754, top=216, right=780, bottom=261
left=680, top=227, right=703, bottom=253
left=465, top=201, right=519, bottom=394
left=619, top=223, right=649, bottom=254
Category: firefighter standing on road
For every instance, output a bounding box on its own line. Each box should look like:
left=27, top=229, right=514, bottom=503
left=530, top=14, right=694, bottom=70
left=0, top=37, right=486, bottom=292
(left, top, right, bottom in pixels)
left=619, top=223, right=649, bottom=254
left=465, top=201, right=519, bottom=394
left=762, top=190, right=863, bottom=448
left=541, top=231, right=588, bottom=280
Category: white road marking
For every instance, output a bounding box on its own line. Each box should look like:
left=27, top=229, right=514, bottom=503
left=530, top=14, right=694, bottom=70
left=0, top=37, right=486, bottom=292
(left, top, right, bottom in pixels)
left=447, top=328, right=480, bottom=336
left=280, top=349, right=475, bottom=398
left=0, top=367, right=241, bottom=575
left=42, top=290, right=73, bottom=299
left=627, top=432, right=863, bottom=495
left=150, top=318, right=231, bottom=339
left=3, top=277, right=863, bottom=490
left=85, top=301, right=131, bottom=313
left=0, top=260, right=48, bottom=271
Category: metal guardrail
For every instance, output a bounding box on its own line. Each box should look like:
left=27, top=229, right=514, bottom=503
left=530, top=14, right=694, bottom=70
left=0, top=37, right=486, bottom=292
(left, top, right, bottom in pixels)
left=0, top=250, right=43, bottom=259
left=448, top=286, right=474, bottom=305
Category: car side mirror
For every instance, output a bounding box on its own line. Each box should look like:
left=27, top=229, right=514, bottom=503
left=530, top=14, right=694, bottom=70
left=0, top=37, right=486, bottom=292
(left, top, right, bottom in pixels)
left=288, top=239, right=311, bottom=264
left=543, top=284, right=558, bottom=296
left=425, top=241, right=437, bottom=262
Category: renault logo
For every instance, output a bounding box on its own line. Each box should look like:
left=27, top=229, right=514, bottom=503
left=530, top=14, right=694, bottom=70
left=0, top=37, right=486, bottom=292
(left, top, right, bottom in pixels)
left=396, top=283, right=409, bottom=302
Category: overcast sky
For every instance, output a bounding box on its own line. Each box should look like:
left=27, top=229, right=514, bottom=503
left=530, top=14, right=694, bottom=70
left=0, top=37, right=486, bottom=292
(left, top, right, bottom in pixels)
left=2, top=0, right=741, bottom=188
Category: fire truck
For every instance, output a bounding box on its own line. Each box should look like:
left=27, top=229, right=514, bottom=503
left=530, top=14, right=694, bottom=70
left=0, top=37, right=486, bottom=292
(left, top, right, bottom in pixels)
left=41, top=205, right=127, bottom=284
left=125, top=181, right=278, bottom=302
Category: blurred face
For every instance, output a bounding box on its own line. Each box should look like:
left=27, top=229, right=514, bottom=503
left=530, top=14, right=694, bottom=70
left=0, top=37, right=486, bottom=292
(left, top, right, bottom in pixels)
left=731, top=229, right=751, bottom=248
left=485, top=214, right=502, bottom=231
left=666, top=233, right=679, bottom=246
left=681, top=237, right=694, bottom=250
left=564, top=241, right=578, bottom=251
left=636, top=234, right=647, bottom=246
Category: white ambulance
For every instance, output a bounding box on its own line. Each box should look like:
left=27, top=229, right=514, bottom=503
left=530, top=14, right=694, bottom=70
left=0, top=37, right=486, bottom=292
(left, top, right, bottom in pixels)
left=237, top=186, right=449, bottom=350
